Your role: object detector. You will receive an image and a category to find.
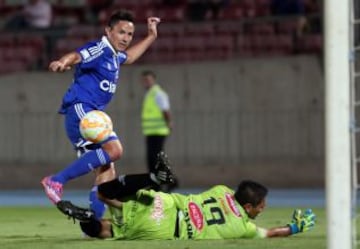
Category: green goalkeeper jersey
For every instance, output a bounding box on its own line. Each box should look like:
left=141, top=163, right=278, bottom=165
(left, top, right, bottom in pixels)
left=173, top=185, right=264, bottom=240
left=109, top=185, right=265, bottom=240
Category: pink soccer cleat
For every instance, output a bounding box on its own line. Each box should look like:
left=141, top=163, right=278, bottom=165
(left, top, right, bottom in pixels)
left=41, top=176, right=63, bottom=204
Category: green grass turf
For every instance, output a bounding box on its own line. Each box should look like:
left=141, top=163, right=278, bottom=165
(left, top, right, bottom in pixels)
left=0, top=207, right=329, bottom=249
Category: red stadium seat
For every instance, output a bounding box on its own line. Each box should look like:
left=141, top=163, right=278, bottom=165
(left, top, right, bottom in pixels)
left=113, top=0, right=162, bottom=7
left=0, top=33, right=15, bottom=48
left=140, top=49, right=175, bottom=64
left=218, top=4, right=244, bottom=20
left=254, top=0, right=271, bottom=16
left=158, top=23, right=184, bottom=37
left=204, top=35, right=234, bottom=59
left=276, top=19, right=299, bottom=34
left=16, top=34, right=46, bottom=51
left=248, top=34, right=264, bottom=55
left=275, top=34, right=294, bottom=54
left=153, top=37, right=175, bottom=52
left=184, top=22, right=214, bottom=37
left=1, top=60, right=27, bottom=74
left=299, top=34, right=323, bottom=53
left=247, top=22, right=275, bottom=35
left=55, top=37, right=85, bottom=57
left=175, top=36, right=205, bottom=52
left=215, top=21, right=243, bottom=37
left=241, top=0, right=257, bottom=17
left=16, top=46, right=38, bottom=63
left=52, top=4, right=84, bottom=26
left=236, top=35, right=253, bottom=57
left=204, top=35, right=233, bottom=48
left=173, top=49, right=206, bottom=62
left=66, top=25, right=98, bottom=39
left=131, top=6, right=155, bottom=22
left=154, top=6, right=186, bottom=22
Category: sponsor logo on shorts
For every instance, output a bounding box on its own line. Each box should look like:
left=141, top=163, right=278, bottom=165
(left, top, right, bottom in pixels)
left=225, top=193, right=242, bottom=217
left=188, top=202, right=204, bottom=231
left=151, top=194, right=164, bottom=224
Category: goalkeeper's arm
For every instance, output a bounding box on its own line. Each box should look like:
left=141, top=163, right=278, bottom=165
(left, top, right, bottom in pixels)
left=259, top=208, right=316, bottom=238
left=263, top=226, right=292, bottom=237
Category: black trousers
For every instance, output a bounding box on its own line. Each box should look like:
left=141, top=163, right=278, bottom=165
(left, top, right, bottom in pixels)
left=145, top=135, right=167, bottom=172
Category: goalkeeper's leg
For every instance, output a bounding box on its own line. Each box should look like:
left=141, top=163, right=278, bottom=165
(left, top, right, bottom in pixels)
left=98, top=151, right=175, bottom=201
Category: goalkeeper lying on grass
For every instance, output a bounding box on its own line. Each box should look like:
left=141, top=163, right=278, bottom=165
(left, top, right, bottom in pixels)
left=57, top=152, right=316, bottom=240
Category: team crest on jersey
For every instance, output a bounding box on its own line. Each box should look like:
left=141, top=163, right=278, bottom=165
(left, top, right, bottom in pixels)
left=225, top=193, right=242, bottom=217
left=188, top=202, right=204, bottom=231
left=150, top=194, right=165, bottom=224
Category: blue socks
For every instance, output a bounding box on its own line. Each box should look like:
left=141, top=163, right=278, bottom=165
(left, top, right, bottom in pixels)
left=52, top=148, right=110, bottom=219
left=89, top=186, right=106, bottom=219
left=52, top=148, right=111, bottom=184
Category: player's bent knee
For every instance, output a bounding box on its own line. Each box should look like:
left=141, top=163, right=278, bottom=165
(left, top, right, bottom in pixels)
left=80, top=219, right=102, bottom=238
left=102, top=140, right=123, bottom=161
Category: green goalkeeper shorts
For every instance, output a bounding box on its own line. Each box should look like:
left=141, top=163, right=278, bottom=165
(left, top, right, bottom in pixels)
left=110, top=189, right=178, bottom=240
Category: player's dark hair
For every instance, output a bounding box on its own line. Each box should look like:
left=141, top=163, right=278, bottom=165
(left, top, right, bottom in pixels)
left=141, top=70, right=156, bottom=79
left=107, top=10, right=134, bottom=28
left=234, top=180, right=268, bottom=207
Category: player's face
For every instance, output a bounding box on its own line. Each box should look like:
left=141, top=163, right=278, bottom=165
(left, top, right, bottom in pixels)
left=106, top=20, right=134, bottom=52
left=246, top=199, right=266, bottom=219
left=141, top=75, right=154, bottom=89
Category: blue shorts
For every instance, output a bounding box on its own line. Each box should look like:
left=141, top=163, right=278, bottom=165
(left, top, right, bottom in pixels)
left=63, top=103, right=118, bottom=156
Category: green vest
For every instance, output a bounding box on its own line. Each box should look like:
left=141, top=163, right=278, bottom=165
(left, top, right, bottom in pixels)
left=141, top=84, right=170, bottom=136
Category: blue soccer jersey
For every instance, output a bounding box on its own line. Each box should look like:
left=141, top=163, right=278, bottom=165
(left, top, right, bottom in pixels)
left=59, top=36, right=127, bottom=113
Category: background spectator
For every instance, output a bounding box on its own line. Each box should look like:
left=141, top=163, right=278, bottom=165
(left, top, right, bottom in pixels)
left=140, top=70, right=176, bottom=192
left=187, top=0, right=208, bottom=21
left=86, top=0, right=114, bottom=25
left=271, top=0, right=307, bottom=38
left=5, top=0, right=52, bottom=30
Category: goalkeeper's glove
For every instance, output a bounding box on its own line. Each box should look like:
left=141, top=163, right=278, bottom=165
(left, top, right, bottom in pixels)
left=288, top=208, right=316, bottom=235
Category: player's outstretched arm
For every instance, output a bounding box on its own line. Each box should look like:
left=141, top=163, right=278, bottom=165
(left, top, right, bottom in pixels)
left=49, top=51, right=82, bottom=72
left=125, top=17, right=160, bottom=64
left=265, top=226, right=293, bottom=237
left=266, top=208, right=316, bottom=238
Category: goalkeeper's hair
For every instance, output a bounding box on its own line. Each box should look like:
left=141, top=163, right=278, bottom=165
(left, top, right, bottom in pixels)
left=107, top=10, right=134, bottom=28
left=234, top=180, right=268, bottom=207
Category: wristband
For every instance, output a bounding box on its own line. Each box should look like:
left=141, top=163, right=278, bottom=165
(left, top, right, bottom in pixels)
left=288, top=223, right=299, bottom=234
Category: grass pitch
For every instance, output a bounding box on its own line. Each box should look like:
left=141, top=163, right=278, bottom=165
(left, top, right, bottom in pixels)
left=0, top=207, right=328, bottom=249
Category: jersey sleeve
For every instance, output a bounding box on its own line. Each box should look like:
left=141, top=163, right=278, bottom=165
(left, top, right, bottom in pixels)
left=118, top=51, right=128, bottom=64
left=76, top=42, right=103, bottom=69
left=155, top=91, right=170, bottom=111
left=242, top=221, right=265, bottom=239
left=254, top=227, right=268, bottom=238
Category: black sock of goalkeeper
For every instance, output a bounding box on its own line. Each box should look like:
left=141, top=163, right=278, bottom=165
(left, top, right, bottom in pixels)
left=80, top=219, right=102, bottom=238
left=98, top=174, right=157, bottom=200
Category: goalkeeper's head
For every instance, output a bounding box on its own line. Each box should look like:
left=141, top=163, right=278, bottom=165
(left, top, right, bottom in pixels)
left=234, top=180, right=268, bottom=219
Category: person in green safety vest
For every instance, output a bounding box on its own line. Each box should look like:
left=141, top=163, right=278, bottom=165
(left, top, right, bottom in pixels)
left=140, top=70, right=176, bottom=191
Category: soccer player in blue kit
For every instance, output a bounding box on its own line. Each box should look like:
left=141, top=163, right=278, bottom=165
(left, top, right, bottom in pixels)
left=41, top=10, right=161, bottom=219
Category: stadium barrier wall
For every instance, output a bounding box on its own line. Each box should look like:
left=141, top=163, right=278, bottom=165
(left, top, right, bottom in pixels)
left=0, top=55, right=324, bottom=188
